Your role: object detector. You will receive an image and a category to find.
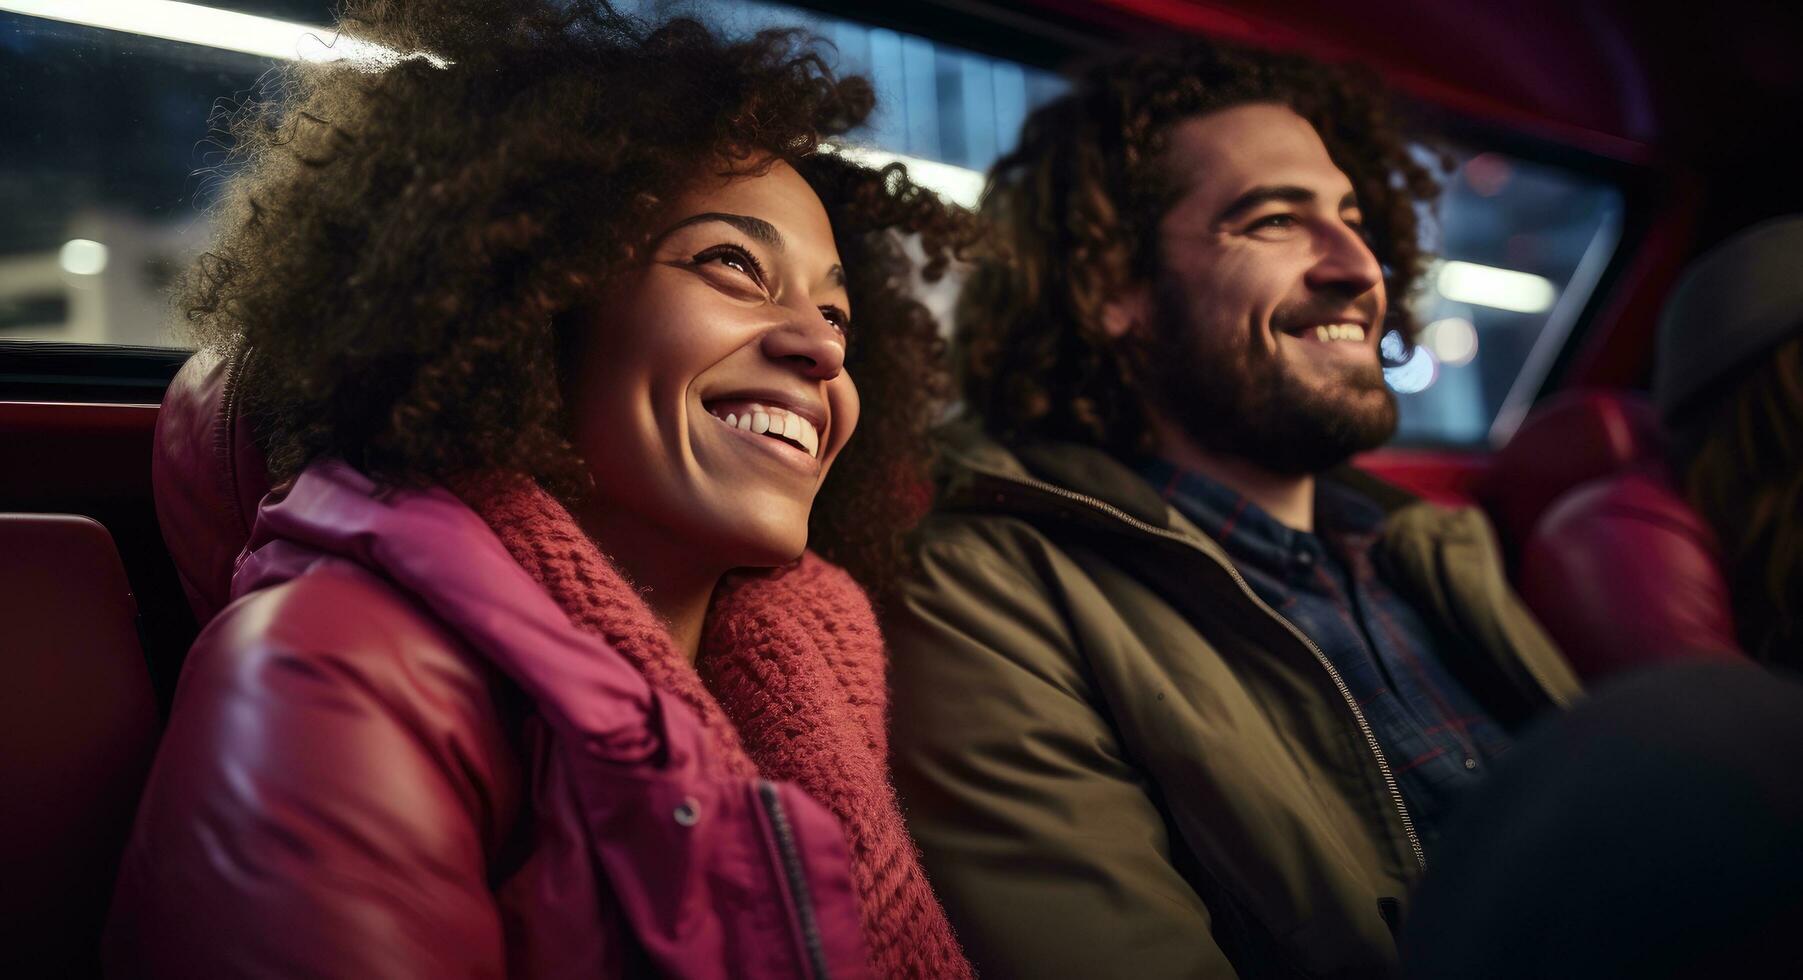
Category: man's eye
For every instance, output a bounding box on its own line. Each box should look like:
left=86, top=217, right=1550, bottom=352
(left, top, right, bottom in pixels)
left=820, top=306, right=850, bottom=333
left=1249, top=214, right=1298, bottom=231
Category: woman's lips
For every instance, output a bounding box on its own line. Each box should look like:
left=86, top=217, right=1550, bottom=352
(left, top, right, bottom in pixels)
left=703, top=400, right=822, bottom=460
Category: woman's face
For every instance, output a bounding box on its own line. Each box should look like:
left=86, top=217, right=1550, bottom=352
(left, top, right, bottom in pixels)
left=567, top=159, right=859, bottom=570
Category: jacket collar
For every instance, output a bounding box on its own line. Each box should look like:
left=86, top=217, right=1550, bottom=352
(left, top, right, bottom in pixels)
left=935, top=419, right=1448, bottom=546
left=936, top=419, right=1191, bottom=531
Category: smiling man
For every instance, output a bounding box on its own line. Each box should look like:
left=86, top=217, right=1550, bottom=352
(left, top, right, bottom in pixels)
left=886, top=43, right=1583, bottom=978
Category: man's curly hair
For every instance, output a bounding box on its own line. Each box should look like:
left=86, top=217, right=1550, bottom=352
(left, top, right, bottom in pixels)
left=957, top=41, right=1439, bottom=457
left=181, top=0, right=978, bottom=592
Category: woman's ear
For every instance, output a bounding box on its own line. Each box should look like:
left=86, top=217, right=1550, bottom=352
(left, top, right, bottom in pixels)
left=1100, top=284, right=1151, bottom=340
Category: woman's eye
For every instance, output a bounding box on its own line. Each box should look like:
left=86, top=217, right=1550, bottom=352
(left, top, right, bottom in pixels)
left=820, top=306, right=850, bottom=333
left=693, top=245, right=767, bottom=288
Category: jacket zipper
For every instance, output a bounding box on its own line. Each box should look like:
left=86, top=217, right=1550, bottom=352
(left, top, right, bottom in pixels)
left=987, top=475, right=1428, bottom=872
left=757, top=781, right=833, bottom=979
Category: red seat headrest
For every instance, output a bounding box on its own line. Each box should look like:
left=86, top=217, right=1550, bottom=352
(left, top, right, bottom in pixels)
left=1519, top=463, right=1743, bottom=679
left=1481, top=389, right=1666, bottom=553
left=152, top=346, right=272, bottom=625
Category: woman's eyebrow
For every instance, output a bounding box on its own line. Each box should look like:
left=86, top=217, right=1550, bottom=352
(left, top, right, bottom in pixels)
left=656, top=211, right=785, bottom=251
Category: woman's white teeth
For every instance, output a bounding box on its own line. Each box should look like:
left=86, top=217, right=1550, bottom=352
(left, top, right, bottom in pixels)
left=1314, top=324, right=1366, bottom=342
left=713, top=405, right=822, bottom=458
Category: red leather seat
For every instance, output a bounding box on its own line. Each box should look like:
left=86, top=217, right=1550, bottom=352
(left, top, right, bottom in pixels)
left=0, top=347, right=266, bottom=973
left=1480, top=389, right=1669, bottom=555
left=1486, top=389, right=1744, bottom=680
left=0, top=513, right=160, bottom=975
left=1520, top=463, right=1742, bottom=679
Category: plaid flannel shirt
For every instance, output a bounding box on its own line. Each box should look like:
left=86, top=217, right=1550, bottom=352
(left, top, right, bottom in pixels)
left=1143, top=458, right=1512, bottom=857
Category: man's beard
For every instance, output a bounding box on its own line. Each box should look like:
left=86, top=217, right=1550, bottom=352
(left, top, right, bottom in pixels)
left=1135, top=273, right=1399, bottom=476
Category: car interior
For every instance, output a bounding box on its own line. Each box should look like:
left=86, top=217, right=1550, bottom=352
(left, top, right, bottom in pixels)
left=3, top=0, right=1800, bottom=973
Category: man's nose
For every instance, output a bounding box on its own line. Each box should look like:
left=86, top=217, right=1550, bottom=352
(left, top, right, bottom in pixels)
left=760, top=310, right=846, bottom=380
left=1307, top=220, right=1385, bottom=296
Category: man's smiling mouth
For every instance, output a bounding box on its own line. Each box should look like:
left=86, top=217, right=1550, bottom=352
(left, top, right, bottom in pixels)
left=1280, top=322, right=1370, bottom=345
left=704, top=401, right=822, bottom=458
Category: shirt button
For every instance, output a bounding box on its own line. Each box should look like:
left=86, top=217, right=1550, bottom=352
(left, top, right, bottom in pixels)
left=1296, top=551, right=1314, bottom=566
left=1464, top=758, right=1478, bottom=770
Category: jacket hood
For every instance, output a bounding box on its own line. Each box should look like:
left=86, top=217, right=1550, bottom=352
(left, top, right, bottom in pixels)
left=235, top=459, right=670, bottom=765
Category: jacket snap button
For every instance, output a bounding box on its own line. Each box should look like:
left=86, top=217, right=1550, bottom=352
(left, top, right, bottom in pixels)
left=673, top=797, right=702, bottom=827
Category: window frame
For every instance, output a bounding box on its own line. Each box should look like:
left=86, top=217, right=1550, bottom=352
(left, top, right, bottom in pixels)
left=0, top=341, right=190, bottom=404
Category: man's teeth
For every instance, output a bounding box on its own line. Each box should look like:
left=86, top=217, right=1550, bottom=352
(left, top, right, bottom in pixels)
left=1312, top=324, right=1367, bottom=342
left=717, top=406, right=821, bottom=458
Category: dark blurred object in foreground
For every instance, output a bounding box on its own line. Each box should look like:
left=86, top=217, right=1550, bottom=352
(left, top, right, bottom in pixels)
left=1402, top=662, right=1803, bottom=979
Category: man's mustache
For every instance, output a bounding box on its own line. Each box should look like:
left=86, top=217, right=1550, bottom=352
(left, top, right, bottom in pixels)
left=1270, top=294, right=1382, bottom=333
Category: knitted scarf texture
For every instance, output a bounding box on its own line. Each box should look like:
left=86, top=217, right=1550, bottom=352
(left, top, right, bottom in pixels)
left=465, top=478, right=971, bottom=980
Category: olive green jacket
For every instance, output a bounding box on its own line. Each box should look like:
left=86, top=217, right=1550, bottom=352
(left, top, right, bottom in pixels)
left=886, top=427, right=1583, bottom=979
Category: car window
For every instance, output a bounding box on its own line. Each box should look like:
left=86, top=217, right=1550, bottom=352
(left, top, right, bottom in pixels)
left=2, top=1, right=1624, bottom=447
left=631, top=0, right=1068, bottom=199
left=1389, top=146, right=1625, bottom=447
left=0, top=0, right=1062, bottom=352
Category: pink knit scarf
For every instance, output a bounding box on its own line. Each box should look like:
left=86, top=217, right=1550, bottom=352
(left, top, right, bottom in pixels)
left=464, top=478, right=971, bottom=980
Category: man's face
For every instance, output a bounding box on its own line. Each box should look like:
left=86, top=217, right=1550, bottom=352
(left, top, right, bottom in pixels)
left=1116, top=103, right=1397, bottom=474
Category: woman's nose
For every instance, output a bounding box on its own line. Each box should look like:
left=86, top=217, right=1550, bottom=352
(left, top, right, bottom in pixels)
left=760, top=310, right=846, bottom=380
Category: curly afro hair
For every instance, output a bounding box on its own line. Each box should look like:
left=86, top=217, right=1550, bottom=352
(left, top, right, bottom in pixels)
left=181, top=0, right=980, bottom=592
left=956, top=40, right=1440, bottom=457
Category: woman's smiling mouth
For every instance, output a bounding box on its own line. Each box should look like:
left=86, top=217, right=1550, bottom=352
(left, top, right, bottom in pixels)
left=704, top=399, right=823, bottom=459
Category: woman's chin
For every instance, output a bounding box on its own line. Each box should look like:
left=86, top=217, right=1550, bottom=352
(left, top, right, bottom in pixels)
left=728, top=536, right=809, bottom=570
left=691, top=517, right=809, bottom=572
left=698, top=503, right=813, bottom=567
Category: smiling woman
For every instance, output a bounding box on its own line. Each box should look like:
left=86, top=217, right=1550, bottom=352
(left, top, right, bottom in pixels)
left=569, top=167, right=867, bottom=653
left=104, top=1, right=978, bottom=977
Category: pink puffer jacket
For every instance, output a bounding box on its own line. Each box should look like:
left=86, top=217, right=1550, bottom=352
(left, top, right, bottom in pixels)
left=105, top=459, right=880, bottom=978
